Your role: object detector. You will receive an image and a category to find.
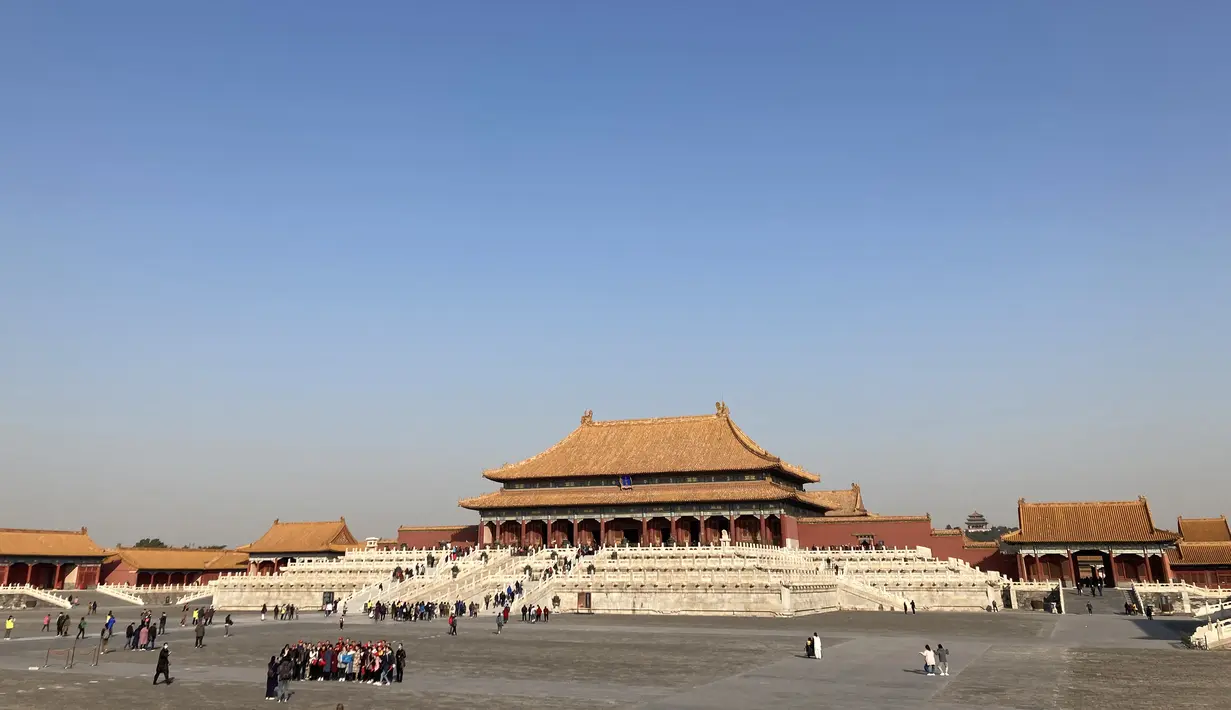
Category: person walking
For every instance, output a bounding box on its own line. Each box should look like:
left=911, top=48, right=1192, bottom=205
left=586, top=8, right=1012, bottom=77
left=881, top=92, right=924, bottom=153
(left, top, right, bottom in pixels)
left=277, top=653, right=294, bottom=702
left=1087, top=601, right=1094, bottom=614
left=42, top=614, right=51, bottom=632
left=159, top=612, right=167, bottom=635
left=153, top=644, right=171, bottom=685
left=394, top=643, right=405, bottom=683
left=224, top=614, right=233, bottom=637
left=4, top=616, right=13, bottom=640
left=76, top=616, right=87, bottom=640
left=935, top=644, right=950, bottom=676
left=194, top=619, right=206, bottom=649
left=910, top=600, right=917, bottom=615
left=495, top=609, right=504, bottom=634
left=138, top=622, right=149, bottom=651
left=811, top=632, right=822, bottom=660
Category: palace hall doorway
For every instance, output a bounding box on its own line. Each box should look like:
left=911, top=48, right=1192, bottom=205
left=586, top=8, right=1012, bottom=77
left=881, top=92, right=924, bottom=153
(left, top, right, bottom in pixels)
left=646, top=517, right=672, bottom=546
left=607, top=518, right=641, bottom=546
left=765, top=515, right=783, bottom=547
left=675, top=517, right=700, bottom=546
left=577, top=519, right=600, bottom=547
left=549, top=520, right=574, bottom=546
left=703, top=516, right=731, bottom=544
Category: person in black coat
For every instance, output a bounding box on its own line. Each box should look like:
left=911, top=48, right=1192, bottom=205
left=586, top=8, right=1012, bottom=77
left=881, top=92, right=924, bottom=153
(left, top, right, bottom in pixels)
left=153, top=644, right=171, bottom=685
left=265, top=656, right=278, bottom=700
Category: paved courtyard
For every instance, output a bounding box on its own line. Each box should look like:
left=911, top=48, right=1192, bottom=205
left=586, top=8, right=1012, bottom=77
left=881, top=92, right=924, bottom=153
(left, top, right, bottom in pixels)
left=0, top=603, right=1224, bottom=709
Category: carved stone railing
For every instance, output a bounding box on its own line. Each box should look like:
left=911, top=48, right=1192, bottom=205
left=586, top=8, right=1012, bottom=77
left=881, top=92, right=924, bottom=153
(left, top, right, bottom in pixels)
left=0, top=584, right=72, bottom=609
left=1190, top=616, right=1231, bottom=650
left=95, top=584, right=145, bottom=605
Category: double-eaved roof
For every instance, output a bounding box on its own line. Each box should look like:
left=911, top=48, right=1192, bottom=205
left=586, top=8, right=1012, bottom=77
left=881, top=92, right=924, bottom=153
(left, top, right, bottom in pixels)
left=0, top=527, right=108, bottom=558
left=240, top=518, right=359, bottom=555
left=482, top=403, right=819, bottom=484
left=1001, top=498, right=1179, bottom=545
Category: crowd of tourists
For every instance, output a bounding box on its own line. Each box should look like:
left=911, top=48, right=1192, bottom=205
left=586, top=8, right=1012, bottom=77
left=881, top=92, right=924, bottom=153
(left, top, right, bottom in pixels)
left=265, top=639, right=407, bottom=702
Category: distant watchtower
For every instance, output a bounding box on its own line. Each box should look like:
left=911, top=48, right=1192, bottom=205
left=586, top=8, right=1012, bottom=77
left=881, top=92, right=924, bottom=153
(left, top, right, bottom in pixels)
left=965, top=511, right=989, bottom=532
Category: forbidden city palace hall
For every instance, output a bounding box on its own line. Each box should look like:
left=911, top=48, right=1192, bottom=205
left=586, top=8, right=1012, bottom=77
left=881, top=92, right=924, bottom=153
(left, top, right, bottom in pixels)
left=459, top=402, right=1006, bottom=571
left=3, top=403, right=1229, bottom=591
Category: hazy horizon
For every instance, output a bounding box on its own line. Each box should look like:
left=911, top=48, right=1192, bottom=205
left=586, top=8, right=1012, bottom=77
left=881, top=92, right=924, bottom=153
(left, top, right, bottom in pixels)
left=2, top=3, right=1228, bottom=547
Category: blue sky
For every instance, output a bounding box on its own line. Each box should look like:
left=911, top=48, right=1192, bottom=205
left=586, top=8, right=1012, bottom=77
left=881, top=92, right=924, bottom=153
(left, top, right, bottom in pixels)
left=2, top=3, right=1228, bottom=546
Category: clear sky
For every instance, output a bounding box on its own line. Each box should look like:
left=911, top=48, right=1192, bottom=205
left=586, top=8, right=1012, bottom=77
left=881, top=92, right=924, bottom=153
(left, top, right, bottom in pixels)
left=2, top=3, right=1228, bottom=547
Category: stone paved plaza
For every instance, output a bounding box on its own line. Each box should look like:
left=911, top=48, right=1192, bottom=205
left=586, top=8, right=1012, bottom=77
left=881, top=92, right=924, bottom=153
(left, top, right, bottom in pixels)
left=0, top=602, right=1225, bottom=709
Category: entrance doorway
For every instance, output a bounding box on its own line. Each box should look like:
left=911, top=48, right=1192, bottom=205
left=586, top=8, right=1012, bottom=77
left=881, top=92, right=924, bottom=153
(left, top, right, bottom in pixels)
left=676, top=517, right=701, bottom=546
left=608, top=518, right=641, bottom=546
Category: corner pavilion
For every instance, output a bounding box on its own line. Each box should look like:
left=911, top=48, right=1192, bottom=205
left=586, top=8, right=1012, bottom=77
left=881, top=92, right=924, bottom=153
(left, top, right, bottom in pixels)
left=459, top=403, right=862, bottom=548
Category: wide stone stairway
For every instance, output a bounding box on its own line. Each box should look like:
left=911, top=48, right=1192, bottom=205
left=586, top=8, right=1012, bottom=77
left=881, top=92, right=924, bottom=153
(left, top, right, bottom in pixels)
left=1064, top=586, right=1130, bottom=615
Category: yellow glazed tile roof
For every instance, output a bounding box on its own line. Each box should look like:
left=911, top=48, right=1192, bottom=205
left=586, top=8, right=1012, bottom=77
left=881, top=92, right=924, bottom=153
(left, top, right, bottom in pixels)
left=483, top=403, right=818, bottom=484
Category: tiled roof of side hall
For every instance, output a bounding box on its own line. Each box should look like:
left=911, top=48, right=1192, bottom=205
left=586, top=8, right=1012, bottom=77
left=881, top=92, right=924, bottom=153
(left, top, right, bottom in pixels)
left=1000, top=498, right=1178, bottom=544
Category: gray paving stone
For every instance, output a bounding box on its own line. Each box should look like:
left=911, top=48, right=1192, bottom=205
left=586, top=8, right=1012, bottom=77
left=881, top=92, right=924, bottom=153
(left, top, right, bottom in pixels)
left=0, top=607, right=1220, bottom=709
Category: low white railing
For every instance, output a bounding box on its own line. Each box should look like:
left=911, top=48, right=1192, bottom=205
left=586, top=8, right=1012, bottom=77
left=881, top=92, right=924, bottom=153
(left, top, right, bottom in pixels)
left=1010, top=581, right=1059, bottom=590
left=0, top=584, right=72, bottom=609
left=95, top=584, right=145, bottom=605
left=1134, top=581, right=1230, bottom=598
left=1192, top=598, right=1231, bottom=617
left=177, top=583, right=217, bottom=605
left=1191, top=616, right=1231, bottom=650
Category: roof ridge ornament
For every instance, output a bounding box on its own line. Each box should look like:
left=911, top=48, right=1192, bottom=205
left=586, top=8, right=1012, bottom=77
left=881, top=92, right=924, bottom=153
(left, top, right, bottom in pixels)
left=715, top=401, right=729, bottom=416
left=580, top=410, right=593, bottom=425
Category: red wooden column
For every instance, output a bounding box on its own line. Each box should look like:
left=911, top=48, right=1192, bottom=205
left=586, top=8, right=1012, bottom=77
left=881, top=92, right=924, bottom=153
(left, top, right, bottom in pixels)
left=640, top=519, right=648, bottom=546
left=759, top=516, right=769, bottom=545
left=699, top=516, right=709, bottom=545
left=599, top=520, right=607, bottom=547
left=0, top=564, right=7, bottom=586
left=1143, top=554, right=1154, bottom=582
left=53, top=563, right=62, bottom=590
left=1033, top=556, right=1042, bottom=582
left=1161, top=550, right=1173, bottom=582
left=519, top=521, right=527, bottom=547
left=1016, top=554, right=1027, bottom=581
left=669, top=518, right=678, bottom=544
left=571, top=520, right=578, bottom=547
left=1068, top=551, right=1080, bottom=586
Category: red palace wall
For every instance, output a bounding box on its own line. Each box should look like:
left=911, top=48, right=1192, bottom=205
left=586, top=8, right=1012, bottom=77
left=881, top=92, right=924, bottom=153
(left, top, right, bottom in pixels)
left=101, top=558, right=136, bottom=585
left=101, top=559, right=217, bottom=586
left=796, top=517, right=1017, bottom=576
left=397, top=526, right=479, bottom=550
left=1172, top=567, right=1231, bottom=588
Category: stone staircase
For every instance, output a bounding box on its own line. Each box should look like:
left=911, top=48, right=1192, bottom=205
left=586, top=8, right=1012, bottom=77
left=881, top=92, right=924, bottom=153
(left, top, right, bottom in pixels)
left=405, top=551, right=541, bottom=608
left=1063, top=586, right=1131, bottom=615
left=836, top=575, right=908, bottom=611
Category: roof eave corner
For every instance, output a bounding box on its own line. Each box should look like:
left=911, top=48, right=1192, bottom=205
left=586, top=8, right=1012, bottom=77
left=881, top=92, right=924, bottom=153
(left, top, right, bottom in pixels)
left=1139, top=495, right=1160, bottom=534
